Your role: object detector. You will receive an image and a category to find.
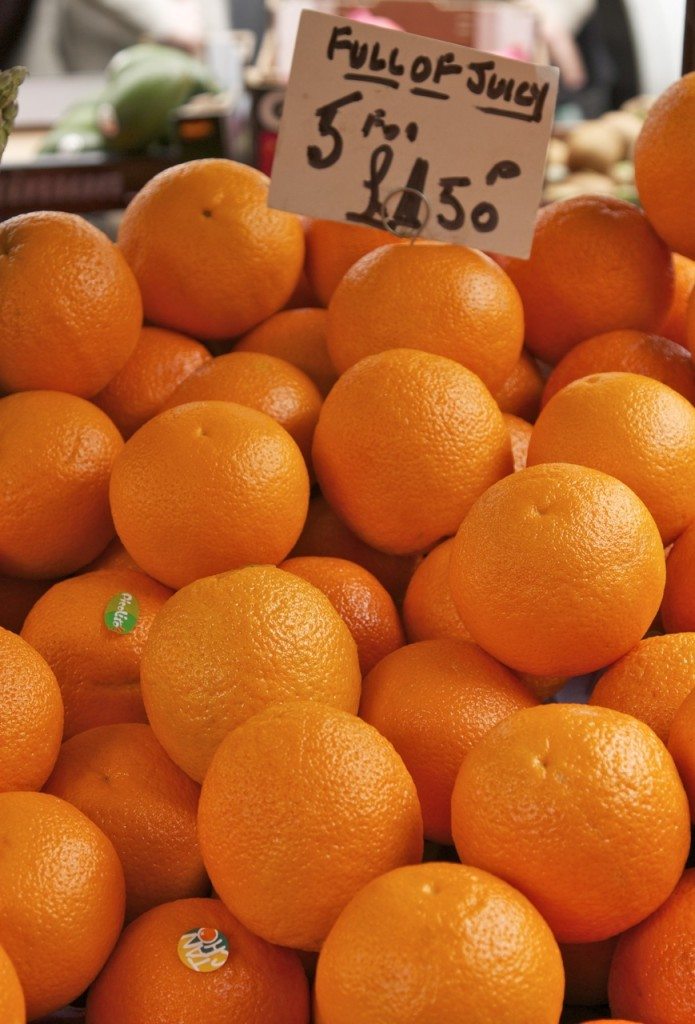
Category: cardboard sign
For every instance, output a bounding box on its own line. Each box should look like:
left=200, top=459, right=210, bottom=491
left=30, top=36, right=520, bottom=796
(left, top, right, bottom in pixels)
left=268, top=11, right=559, bottom=258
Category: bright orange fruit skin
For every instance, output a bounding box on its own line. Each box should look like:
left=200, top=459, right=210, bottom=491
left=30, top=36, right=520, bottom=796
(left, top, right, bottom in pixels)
left=85, top=898, right=310, bottom=1024
left=314, top=862, right=564, bottom=1024
left=449, top=463, right=665, bottom=677
left=109, top=400, right=310, bottom=590
left=141, top=565, right=361, bottom=782
left=451, top=704, right=690, bottom=943
left=198, top=702, right=423, bottom=951
left=498, top=195, right=674, bottom=365
left=21, top=568, right=172, bottom=739
left=635, top=72, right=695, bottom=259
left=0, top=627, right=63, bottom=793
left=589, top=632, right=695, bottom=742
left=668, top=688, right=695, bottom=821
left=44, top=723, right=208, bottom=922
left=280, top=555, right=404, bottom=675
left=327, top=243, right=524, bottom=392
left=359, top=638, right=537, bottom=843
left=93, top=325, right=212, bottom=438
left=609, top=869, right=695, bottom=1024
left=542, top=328, right=695, bottom=407
left=0, top=391, right=123, bottom=580
left=402, top=538, right=471, bottom=643
left=236, top=308, right=337, bottom=396
left=118, top=159, right=304, bottom=339
left=528, top=371, right=695, bottom=544
left=0, top=211, right=142, bottom=397
left=312, top=348, right=512, bottom=555
left=0, top=790, right=125, bottom=1020
left=0, top=944, right=25, bottom=1024
left=162, top=350, right=323, bottom=467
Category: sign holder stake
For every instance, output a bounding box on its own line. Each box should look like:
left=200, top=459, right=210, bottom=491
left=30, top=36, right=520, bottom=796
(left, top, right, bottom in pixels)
left=380, top=186, right=430, bottom=241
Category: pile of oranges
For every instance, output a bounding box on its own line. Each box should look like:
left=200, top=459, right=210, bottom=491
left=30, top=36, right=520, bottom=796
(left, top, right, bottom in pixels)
left=0, top=73, right=694, bottom=1024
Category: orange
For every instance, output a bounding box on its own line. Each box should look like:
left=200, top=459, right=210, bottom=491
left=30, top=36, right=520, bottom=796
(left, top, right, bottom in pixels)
left=0, top=943, right=25, bottom=1024
left=542, top=328, right=695, bottom=407
left=86, top=897, right=309, bottom=1024
left=0, top=577, right=50, bottom=633
left=493, top=349, right=544, bottom=421
left=560, top=936, right=619, bottom=1007
left=668, top=688, right=695, bottom=820
left=161, top=351, right=322, bottom=466
left=635, top=72, right=695, bottom=258
left=280, top=556, right=404, bottom=675
left=498, top=195, right=674, bottom=364
left=110, top=401, right=309, bottom=589
left=660, top=253, right=695, bottom=346
left=529, top=372, right=695, bottom=543
left=517, top=673, right=568, bottom=701
left=504, top=412, right=532, bottom=472
left=93, top=325, right=212, bottom=438
left=0, top=627, right=63, bottom=792
left=688, top=284, right=695, bottom=357
left=314, top=862, right=564, bottom=1024
left=520, top=662, right=585, bottom=707
left=449, top=463, right=666, bottom=676
left=589, top=633, right=695, bottom=743
left=402, top=538, right=471, bottom=643
left=291, top=492, right=417, bottom=605
left=662, top=518, right=695, bottom=631
left=88, top=537, right=141, bottom=573
left=118, top=159, right=304, bottom=339
left=22, top=568, right=172, bottom=739
left=359, top=638, right=537, bottom=843
left=236, top=308, right=337, bottom=397
left=304, top=218, right=403, bottom=307
left=313, top=349, right=512, bottom=555
left=609, top=868, right=695, bottom=1024
left=285, top=268, right=320, bottom=310
left=451, top=703, right=690, bottom=942
left=327, top=243, right=524, bottom=391
left=0, top=391, right=123, bottom=579
left=198, top=702, right=422, bottom=951
left=141, top=565, right=361, bottom=782
left=0, top=211, right=141, bottom=397
left=45, top=723, right=207, bottom=922
left=0, top=790, right=125, bottom=1019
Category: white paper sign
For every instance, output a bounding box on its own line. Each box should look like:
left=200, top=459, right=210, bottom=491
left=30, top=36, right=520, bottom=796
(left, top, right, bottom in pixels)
left=268, top=11, right=559, bottom=258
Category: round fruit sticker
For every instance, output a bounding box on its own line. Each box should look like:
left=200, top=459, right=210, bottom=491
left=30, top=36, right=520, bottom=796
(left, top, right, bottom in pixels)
left=103, top=592, right=139, bottom=634
left=177, top=927, right=229, bottom=973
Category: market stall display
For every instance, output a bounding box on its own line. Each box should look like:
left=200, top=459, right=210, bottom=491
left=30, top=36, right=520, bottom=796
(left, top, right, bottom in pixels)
left=0, top=11, right=694, bottom=1024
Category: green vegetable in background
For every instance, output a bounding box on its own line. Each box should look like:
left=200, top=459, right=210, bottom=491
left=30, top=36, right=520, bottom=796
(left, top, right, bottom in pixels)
left=0, top=66, right=27, bottom=162
left=98, top=46, right=219, bottom=153
left=39, top=99, right=105, bottom=155
left=105, top=43, right=216, bottom=88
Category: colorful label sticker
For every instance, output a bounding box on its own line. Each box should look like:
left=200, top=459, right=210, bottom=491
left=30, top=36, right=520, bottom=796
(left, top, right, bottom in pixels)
left=177, top=927, right=230, bottom=973
left=103, top=592, right=139, bottom=634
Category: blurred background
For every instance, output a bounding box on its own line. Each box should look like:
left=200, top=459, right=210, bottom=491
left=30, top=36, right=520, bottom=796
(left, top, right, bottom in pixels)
left=0, top=0, right=689, bottom=221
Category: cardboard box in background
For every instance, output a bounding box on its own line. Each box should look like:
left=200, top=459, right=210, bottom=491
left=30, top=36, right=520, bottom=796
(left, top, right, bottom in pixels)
left=246, top=0, right=543, bottom=174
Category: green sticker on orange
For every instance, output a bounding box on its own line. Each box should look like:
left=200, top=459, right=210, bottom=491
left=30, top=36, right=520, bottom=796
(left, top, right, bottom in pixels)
left=177, top=927, right=229, bottom=973
left=104, top=592, right=139, bottom=634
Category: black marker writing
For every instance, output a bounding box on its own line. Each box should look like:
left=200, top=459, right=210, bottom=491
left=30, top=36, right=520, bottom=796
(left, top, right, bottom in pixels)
left=307, top=91, right=362, bottom=169
left=326, top=25, right=461, bottom=96
left=467, top=60, right=550, bottom=123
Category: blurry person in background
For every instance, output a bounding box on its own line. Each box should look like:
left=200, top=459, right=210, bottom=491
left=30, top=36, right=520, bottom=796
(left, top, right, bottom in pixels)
left=8, top=0, right=229, bottom=74
left=0, top=2, right=37, bottom=69
left=524, top=0, right=685, bottom=116
left=525, top=0, right=597, bottom=93
left=524, top=0, right=635, bottom=116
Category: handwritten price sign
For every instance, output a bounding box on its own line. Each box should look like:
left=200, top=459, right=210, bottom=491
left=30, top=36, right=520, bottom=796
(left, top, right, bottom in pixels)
left=268, top=11, right=559, bottom=258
